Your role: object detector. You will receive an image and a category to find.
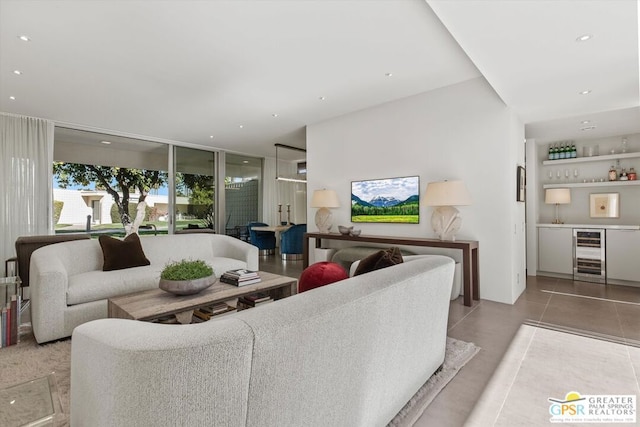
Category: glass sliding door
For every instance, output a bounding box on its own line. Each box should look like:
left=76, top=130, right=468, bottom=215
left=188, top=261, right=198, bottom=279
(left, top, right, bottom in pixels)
left=173, top=146, right=216, bottom=232
left=52, top=127, right=169, bottom=236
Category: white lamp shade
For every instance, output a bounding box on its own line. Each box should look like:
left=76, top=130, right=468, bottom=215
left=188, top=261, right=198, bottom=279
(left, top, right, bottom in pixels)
left=424, top=180, right=472, bottom=207
left=310, top=189, right=340, bottom=208
left=545, top=188, right=571, bottom=204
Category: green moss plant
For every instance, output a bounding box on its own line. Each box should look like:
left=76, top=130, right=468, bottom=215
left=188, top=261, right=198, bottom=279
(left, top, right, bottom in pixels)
left=160, top=259, right=213, bottom=281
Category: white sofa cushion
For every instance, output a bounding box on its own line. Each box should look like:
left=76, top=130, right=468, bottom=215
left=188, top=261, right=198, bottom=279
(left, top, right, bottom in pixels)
left=67, top=265, right=162, bottom=305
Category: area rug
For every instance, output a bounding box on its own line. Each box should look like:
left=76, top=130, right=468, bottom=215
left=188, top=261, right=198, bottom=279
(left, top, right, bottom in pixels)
left=388, top=337, right=481, bottom=426
left=0, top=325, right=70, bottom=426
left=465, top=323, right=640, bottom=426
left=0, top=325, right=478, bottom=427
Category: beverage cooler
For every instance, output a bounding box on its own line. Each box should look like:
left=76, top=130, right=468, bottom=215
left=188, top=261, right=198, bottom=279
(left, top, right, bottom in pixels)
left=573, top=229, right=606, bottom=284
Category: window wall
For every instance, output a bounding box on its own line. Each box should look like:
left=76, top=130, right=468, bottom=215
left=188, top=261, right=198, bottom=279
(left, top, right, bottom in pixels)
left=52, top=127, right=264, bottom=237
left=173, top=146, right=216, bottom=232
left=53, top=127, right=169, bottom=234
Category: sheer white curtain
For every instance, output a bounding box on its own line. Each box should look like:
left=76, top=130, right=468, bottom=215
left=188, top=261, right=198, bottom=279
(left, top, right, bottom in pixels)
left=0, top=113, right=54, bottom=273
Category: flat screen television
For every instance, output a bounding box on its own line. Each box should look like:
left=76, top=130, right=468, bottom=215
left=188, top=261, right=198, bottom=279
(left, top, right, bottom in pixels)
left=351, top=175, right=420, bottom=223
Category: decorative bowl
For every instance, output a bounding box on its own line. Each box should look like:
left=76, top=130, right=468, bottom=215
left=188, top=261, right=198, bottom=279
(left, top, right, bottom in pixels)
left=350, top=229, right=361, bottom=237
left=159, top=274, right=215, bottom=295
left=338, top=226, right=353, bottom=235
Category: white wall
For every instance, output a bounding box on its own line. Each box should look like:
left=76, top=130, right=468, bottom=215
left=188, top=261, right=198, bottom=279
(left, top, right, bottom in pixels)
left=526, top=138, right=539, bottom=275
left=307, top=77, right=526, bottom=304
left=510, top=112, right=527, bottom=301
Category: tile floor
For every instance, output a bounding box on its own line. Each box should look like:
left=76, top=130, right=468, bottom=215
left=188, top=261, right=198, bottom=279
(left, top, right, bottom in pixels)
left=259, top=256, right=640, bottom=426
left=465, top=324, right=640, bottom=426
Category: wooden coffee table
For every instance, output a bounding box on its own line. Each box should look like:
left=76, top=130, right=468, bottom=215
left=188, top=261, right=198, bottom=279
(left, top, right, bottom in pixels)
left=108, top=271, right=297, bottom=324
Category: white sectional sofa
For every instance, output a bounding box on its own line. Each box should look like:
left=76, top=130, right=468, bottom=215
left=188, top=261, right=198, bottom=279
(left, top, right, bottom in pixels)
left=70, top=255, right=454, bottom=427
left=29, top=233, right=258, bottom=343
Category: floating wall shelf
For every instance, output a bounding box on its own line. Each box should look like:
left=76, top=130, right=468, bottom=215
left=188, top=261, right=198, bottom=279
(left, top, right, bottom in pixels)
left=542, top=152, right=640, bottom=166
left=543, top=181, right=640, bottom=189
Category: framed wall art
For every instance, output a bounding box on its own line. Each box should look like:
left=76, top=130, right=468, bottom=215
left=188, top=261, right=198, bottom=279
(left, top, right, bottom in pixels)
left=589, top=193, right=619, bottom=218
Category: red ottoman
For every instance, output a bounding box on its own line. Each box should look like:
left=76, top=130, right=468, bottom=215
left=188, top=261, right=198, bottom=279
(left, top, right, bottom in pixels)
left=298, top=262, right=348, bottom=293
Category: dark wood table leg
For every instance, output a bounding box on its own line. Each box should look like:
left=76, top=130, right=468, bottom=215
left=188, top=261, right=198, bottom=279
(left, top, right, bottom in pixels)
left=303, top=235, right=310, bottom=269
left=462, top=248, right=472, bottom=307
left=472, top=247, right=480, bottom=301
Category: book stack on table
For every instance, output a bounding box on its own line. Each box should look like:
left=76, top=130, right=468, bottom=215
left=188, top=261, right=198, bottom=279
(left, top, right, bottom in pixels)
left=0, top=277, right=21, bottom=348
left=193, top=302, right=236, bottom=321
left=220, top=269, right=261, bottom=286
left=237, top=292, right=273, bottom=310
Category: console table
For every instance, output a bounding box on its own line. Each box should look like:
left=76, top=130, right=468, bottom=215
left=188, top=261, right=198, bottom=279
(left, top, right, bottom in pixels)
left=303, top=232, right=479, bottom=307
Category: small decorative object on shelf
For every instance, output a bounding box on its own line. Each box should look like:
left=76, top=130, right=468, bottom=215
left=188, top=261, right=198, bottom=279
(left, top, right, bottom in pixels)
left=338, top=225, right=353, bottom=235
left=337, top=225, right=361, bottom=237
left=608, top=166, right=618, bottom=181
left=629, top=168, right=637, bottom=181
left=619, top=169, right=629, bottom=181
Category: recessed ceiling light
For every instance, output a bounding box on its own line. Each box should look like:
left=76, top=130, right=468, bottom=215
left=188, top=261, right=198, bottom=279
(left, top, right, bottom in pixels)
left=243, top=160, right=249, bottom=164
left=18, top=35, right=31, bottom=42
left=13, top=70, right=22, bottom=75
left=100, top=140, right=112, bottom=145
left=581, top=120, right=591, bottom=124
left=319, top=96, right=326, bottom=101
left=209, top=135, right=214, bottom=139
left=579, top=90, right=592, bottom=95
left=272, top=113, right=279, bottom=118
left=576, top=34, right=593, bottom=42
left=385, top=73, right=393, bottom=77
left=581, top=126, right=597, bottom=131
left=9, top=96, right=16, bottom=100
left=239, top=125, right=244, bottom=129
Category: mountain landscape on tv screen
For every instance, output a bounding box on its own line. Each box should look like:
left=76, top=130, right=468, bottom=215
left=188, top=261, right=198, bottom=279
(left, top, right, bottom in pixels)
left=351, top=194, right=418, bottom=208
left=351, top=177, right=420, bottom=223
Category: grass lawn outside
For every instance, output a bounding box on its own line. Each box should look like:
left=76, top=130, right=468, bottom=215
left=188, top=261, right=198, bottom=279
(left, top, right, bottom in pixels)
left=351, top=215, right=419, bottom=223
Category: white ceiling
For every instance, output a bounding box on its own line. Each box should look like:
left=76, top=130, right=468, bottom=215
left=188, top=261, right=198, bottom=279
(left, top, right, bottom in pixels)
left=1, top=0, right=638, bottom=155
left=427, top=0, right=640, bottom=144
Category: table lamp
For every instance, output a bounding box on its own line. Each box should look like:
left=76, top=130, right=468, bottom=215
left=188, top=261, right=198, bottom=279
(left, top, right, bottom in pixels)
left=310, top=189, right=340, bottom=233
left=545, top=188, right=571, bottom=224
left=424, top=180, right=472, bottom=241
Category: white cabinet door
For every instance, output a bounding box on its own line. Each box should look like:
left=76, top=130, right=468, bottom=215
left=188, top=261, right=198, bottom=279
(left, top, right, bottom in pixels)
left=538, top=227, right=573, bottom=275
left=606, top=230, right=640, bottom=282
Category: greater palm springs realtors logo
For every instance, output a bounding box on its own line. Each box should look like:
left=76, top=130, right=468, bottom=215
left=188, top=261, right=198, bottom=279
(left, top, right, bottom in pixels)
left=549, top=391, right=636, bottom=423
